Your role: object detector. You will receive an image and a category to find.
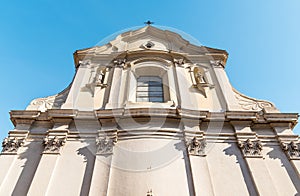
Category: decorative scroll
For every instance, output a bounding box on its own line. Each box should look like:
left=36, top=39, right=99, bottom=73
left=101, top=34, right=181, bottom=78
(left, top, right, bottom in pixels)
left=233, top=88, right=275, bottom=111
left=43, top=136, right=66, bottom=154
left=2, top=137, right=24, bottom=153
left=26, top=84, right=70, bottom=111
left=281, top=141, right=300, bottom=160
left=238, top=139, right=263, bottom=157
left=96, top=136, right=115, bottom=155
left=186, top=137, right=207, bottom=156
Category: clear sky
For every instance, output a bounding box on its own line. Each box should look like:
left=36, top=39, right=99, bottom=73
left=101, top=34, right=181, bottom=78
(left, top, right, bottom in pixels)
left=0, top=0, right=299, bottom=142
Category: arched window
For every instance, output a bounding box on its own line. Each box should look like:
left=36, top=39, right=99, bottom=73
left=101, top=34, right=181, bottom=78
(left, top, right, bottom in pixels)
left=136, top=76, right=164, bottom=102
left=125, top=59, right=174, bottom=106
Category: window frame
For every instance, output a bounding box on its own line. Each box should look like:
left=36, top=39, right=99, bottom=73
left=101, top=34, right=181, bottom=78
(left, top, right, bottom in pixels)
left=136, top=76, right=164, bottom=103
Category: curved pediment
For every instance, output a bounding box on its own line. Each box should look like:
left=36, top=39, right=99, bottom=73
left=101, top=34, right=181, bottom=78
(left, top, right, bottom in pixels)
left=74, top=26, right=228, bottom=66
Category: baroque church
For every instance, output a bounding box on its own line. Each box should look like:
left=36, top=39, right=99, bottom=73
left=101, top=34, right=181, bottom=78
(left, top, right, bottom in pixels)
left=0, top=25, right=299, bottom=196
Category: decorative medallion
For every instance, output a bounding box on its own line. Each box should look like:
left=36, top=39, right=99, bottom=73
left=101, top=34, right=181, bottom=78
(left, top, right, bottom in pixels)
left=142, top=41, right=155, bottom=49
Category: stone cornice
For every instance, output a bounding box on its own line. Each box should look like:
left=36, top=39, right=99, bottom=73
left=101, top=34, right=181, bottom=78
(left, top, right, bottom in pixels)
left=47, top=109, right=78, bottom=118
left=264, top=113, right=298, bottom=128
left=10, top=109, right=298, bottom=132
left=10, top=110, right=41, bottom=126
left=226, top=111, right=257, bottom=121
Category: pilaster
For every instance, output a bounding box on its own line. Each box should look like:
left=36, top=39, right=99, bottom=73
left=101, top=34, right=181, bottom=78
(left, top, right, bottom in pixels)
left=27, top=110, right=74, bottom=195
left=270, top=122, right=300, bottom=177
left=210, top=60, right=240, bottom=111
left=230, top=114, right=279, bottom=195
left=106, top=59, right=126, bottom=109
left=0, top=110, right=38, bottom=194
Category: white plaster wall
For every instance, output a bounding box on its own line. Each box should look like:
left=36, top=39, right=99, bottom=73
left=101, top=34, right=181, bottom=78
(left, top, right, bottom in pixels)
left=107, top=139, right=191, bottom=196
left=263, top=145, right=299, bottom=195
left=46, top=141, right=92, bottom=196
left=206, top=142, right=255, bottom=196
left=0, top=141, right=43, bottom=195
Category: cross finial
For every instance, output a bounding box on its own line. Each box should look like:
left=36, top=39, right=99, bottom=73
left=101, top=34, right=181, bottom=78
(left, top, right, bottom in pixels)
left=144, top=20, right=154, bottom=25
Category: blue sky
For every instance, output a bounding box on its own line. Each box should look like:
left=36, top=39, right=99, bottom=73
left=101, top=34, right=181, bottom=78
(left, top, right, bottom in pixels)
left=0, top=0, right=299, bottom=141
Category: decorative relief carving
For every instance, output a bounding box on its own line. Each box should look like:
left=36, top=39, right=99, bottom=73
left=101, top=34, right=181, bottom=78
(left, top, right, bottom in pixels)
left=238, top=139, right=263, bottom=157
left=96, top=136, right=115, bottom=155
left=1, top=137, right=24, bottom=153
left=233, top=88, right=275, bottom=111
left=281, top=141, right=300, bottom=159
left=186, top=137, right=207, bottom=156
left=43, top=136, right=66, bottom=154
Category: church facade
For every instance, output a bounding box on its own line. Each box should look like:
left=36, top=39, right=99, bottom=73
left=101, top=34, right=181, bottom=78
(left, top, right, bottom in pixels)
left=0, top=26, right=299, bottom=195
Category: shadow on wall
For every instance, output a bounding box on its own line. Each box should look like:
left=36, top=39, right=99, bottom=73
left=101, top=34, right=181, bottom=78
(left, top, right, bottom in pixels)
left=174, top=140, right=195, bottom=196
left=267, top=145, right=300, bottom=194
left=12, top=140, right=43, bottom=196
left=223, top=143, right=258, bottom=196
left=77, top=142, right=96, bottom=196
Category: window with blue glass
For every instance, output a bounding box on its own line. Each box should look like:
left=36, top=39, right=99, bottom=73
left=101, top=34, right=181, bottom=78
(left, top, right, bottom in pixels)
left=136, top=76, right=164, bottom=102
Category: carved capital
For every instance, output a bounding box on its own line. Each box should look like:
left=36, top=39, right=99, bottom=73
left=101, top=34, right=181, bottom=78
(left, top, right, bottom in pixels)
left=173, top=58, right=185, bottom=67
left=96, top=136, right=115, bottom=155
left=43, top=136, right=66, bottom=154
left=146, top=189, right=153, bottom=196
left=210, top=60, right=224, bottom=68
left=281, top=141, right=300, bottom=160
left=113, top=58, right=126, bottom=68
left=186, top=137, right=207, bottom=156
left=78, top=60, right=91, bottom=67
left=238, top=139, right=263, bottom=158
left=1, top=137, right=24, bottom=154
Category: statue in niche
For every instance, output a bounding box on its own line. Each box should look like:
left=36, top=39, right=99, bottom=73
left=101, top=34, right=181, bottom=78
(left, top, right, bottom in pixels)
left=95, top=68, right=107, bottom=87
left=192, top=67, right=207, bottom=97
left=193, top=67, right=206, bottom=84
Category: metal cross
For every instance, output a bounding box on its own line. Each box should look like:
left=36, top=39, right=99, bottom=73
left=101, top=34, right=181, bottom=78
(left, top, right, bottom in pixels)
left=144, top=20, right=154, bottom=25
